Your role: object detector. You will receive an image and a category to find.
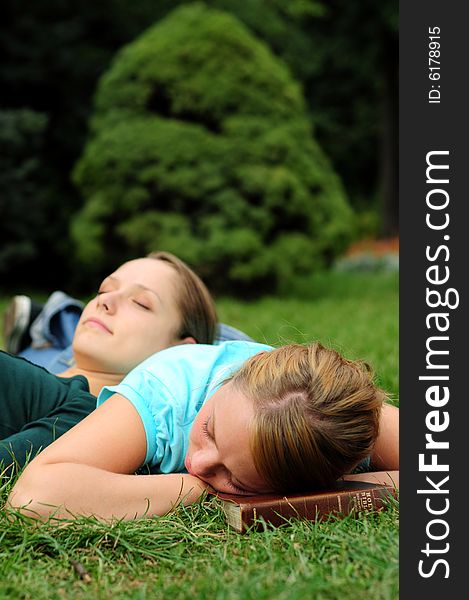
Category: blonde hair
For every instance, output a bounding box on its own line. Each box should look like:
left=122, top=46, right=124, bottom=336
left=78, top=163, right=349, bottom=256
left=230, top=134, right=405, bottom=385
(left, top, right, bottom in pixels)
left=147, top=251, right=218, bottom=344
left=231, top=343, right=386, bottom=492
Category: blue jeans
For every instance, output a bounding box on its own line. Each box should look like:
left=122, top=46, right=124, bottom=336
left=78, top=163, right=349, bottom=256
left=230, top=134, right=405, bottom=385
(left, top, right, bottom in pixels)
left=19, top=292, right=254, bottom=374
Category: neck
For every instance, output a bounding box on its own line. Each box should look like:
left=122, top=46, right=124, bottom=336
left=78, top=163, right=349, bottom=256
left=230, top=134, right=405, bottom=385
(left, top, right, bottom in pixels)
left=59, top=365, right=124, bottom=397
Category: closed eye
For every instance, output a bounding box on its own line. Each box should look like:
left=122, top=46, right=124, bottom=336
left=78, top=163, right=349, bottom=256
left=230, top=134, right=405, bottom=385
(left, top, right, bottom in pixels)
left=201, top=417, right=212, bottom=440
left=226, top=479, right=249, bottom=495
left=133, top=299, right=151, bottom=310
left=201, top=416, right=250, bottom=495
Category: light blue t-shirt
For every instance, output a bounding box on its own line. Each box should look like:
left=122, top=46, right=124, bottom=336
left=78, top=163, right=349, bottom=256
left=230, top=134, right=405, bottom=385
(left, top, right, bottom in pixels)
left=97, top=341, right=272, bottom=475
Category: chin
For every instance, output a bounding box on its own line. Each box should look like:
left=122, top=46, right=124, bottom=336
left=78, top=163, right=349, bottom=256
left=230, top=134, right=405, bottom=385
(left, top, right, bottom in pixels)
left=74, top=347, right=112, bottom=370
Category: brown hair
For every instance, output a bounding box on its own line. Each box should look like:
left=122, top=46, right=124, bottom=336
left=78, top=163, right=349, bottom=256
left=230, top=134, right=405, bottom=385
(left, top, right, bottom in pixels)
left=147, top=251, right=218, bottom=344
left=231, top=343, right=386, bottom=492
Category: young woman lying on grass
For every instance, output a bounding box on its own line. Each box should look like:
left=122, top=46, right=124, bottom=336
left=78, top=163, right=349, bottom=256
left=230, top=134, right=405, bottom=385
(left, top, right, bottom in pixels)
left=4, top=265, right=251, bottom=375
left=6, top=339, right=399, bottom=521
left=0, top=251, right=220, bottom=475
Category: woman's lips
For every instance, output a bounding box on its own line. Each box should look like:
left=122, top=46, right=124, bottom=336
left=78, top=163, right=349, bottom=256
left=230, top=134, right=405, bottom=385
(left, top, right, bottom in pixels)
left=83, top=318, right=112, bottom=334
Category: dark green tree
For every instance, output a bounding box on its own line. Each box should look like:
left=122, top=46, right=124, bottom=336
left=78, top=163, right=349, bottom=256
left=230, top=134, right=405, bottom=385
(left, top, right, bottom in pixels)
left=295, top=0, right=398, bottom=236
left=73, top=3, right=353, bottom=294
left=0, top=0, right=396, bottom=288
left=0, top=109, right=52, bottom=286
left=208, top=0, right=398, bottom=236
left=0, top=0, right=175, bottom=286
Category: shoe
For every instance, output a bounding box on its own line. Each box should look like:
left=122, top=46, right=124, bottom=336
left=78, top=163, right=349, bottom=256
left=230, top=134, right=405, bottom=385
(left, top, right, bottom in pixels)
left=3, top=295, right=42, bottom=354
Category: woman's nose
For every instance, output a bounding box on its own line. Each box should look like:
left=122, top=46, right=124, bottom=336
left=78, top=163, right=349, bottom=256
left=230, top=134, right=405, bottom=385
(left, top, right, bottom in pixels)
left=97, top=292, right=117, bottom=314
left=190, top=449, right=220, bottom=479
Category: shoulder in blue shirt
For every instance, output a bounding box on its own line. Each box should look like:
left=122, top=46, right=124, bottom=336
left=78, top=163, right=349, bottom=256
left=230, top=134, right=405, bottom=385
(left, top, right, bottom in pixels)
left=97, top=341, right=272, bottom=474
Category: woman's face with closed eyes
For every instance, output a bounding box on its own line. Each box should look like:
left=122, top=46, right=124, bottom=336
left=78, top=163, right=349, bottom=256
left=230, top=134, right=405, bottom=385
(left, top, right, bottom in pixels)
left=185, top=380, right=273, bottom=496
left=73, top=258, right=194, bottom=374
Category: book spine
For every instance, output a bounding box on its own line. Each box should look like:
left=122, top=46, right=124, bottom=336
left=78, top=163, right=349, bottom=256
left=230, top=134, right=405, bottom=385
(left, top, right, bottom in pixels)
left=239, top=487, right=393, bottom=532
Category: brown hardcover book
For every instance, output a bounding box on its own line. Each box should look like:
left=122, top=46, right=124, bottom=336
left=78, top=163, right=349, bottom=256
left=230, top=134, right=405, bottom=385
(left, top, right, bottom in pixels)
left=213, top=471, right=399, bottom=533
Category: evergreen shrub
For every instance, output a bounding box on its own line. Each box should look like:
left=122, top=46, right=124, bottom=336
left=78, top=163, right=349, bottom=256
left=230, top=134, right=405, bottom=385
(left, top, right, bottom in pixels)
left=73, top=2, right=354, bottom=294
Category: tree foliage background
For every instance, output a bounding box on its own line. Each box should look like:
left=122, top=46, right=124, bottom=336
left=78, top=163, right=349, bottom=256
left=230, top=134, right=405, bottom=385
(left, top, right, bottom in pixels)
left=72, top=4, right=353, bottom=293
left=0, top=0, right=397, bottom=294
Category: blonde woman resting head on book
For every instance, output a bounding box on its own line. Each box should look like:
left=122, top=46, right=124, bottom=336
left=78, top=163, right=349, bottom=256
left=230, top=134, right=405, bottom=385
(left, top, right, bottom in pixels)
left=230, top=343, right=393, bottom=492
left=7, top=340, right=399, bottom=521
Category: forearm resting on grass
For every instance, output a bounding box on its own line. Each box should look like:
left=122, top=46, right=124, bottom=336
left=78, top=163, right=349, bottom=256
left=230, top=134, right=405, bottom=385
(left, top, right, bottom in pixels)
left=6, top=393, right=208, bottom=521
left=7, top=465, right=207, bottom=521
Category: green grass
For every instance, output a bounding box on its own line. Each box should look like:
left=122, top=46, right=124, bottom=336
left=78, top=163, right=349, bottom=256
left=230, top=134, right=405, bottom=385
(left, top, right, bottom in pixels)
left=216, top=271, right=399, bottom=399
left=0, top=271, right=399, bottom=599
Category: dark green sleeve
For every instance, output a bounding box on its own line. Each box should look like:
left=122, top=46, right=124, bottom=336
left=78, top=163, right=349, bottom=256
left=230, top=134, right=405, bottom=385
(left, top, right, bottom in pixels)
left=0, top=351, right=96, bottom=476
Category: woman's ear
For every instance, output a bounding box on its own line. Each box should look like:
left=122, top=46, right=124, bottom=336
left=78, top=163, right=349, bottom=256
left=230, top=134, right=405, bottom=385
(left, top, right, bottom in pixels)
left=176, top=336, right=197, bottom=346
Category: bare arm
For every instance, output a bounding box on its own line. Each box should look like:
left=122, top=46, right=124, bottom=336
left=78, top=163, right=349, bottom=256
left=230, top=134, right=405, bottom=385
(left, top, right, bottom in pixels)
left=7, top=394, right=208, bottom=521
left=370, top=403, right=399, bottom=470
